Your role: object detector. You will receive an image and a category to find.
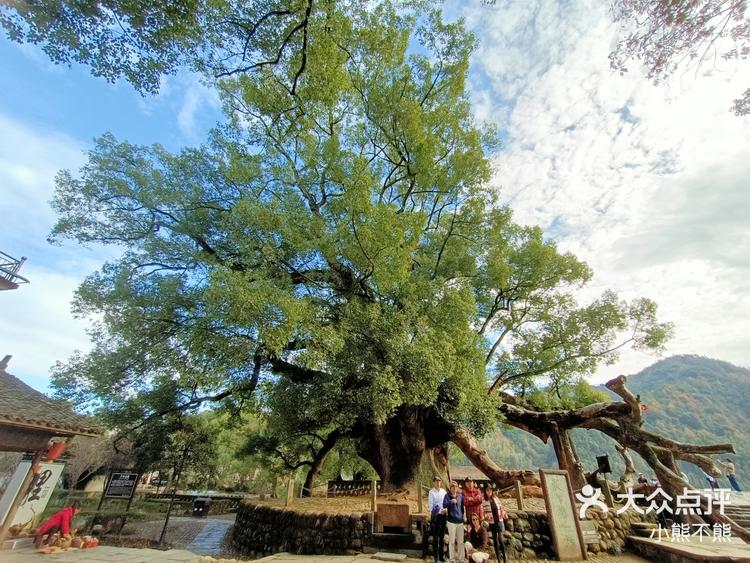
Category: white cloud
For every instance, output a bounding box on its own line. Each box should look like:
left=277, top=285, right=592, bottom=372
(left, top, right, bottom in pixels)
left=452, top=0, right=750, bottom=378
left=0, top=114, right=102, bottom=390
left=0, top=114, right=85, bottom=252
left=134, top=72, right=221, bottom=143
left=0, top=265, right=91, bottom=391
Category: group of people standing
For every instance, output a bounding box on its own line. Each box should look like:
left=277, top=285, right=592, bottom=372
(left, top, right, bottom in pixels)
left=426, top=476, right=507, bottom=563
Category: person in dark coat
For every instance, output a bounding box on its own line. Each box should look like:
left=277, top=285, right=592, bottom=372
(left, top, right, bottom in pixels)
left=482, top=484, right=506, bottom=563
left=443, top=480, right=465, bottom=563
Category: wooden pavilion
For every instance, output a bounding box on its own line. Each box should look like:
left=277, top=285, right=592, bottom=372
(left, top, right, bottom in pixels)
left=0, top=354, right=100, bottom=544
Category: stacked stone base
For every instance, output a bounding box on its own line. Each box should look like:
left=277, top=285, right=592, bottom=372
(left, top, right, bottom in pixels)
left=503, top=511, right=554, bottom=559
left=586, top=507, right=656, bottom=555
left=232, top=503, right=371, bottom=557
left=232, top=502, right=653, bottom=559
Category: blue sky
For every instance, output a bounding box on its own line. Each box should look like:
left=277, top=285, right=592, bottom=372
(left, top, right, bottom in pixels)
left=1, top=0, right=749, bottom=392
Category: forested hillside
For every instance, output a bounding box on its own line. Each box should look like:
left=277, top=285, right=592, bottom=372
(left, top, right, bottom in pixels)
left=459, top=355, right=750, bottom=488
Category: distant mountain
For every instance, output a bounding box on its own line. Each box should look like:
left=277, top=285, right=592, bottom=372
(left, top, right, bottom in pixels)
left=460, top=355, right=750, bottom=489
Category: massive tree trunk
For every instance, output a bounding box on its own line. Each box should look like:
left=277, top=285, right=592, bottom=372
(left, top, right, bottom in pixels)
left=355, top=405, right=453, bottom=491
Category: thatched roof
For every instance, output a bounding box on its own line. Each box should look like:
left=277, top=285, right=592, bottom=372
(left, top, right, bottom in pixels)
left=0, top=355, right=101, bottom=437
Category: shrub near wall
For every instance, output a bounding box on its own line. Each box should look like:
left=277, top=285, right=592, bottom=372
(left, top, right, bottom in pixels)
left=232, top=503, right=372, bottom=557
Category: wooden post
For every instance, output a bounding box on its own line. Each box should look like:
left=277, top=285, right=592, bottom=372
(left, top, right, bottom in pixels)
left=159, top=446, right=189, bottom=545
left=601, top=480, right=614, bottom=508
left=370, top=479, right=377, bottom=512
left=514, top=479, right=525, bottom=511
left=285, top=477, right=294, bottom=507
left=0, top=451, right=42, bottom=545
left=87, top=471, right=110, bottom=534
left=118, top=475, right=139, bottom=535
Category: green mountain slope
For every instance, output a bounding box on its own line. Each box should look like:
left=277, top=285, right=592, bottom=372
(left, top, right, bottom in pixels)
left=460, top=355, right=750, bottom=489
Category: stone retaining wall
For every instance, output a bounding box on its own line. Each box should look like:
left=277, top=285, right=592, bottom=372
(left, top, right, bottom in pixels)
left=233, top=502, right=652, bottom=559
left=503, top=507, right=655, bottom=559
left=585, top=507, right=656, bottom=555
left=232, top=503, right=372, bottom=557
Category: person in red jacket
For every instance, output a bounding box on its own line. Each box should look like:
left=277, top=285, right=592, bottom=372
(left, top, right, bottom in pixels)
left=462, top=477, right=484, bottom=522
left=34, top=503, right=79, bottom=547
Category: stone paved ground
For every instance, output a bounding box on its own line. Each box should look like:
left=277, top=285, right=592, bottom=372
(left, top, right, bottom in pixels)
left=187, top=519, right=234, bottom=555
left=126, top=516, right=207, bottom=548
left=0, top=546, right=652, bottom=563
left=123, top=514, right=236, bottom=555
left=0, top=546, right=198, bottom=562
left=203, top=553, right=650, bottom=563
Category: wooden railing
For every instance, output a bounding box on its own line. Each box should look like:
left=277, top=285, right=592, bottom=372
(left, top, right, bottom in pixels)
left=327, top=480, right=382, bottom=497
left=0, top=251, right=29, bottom=290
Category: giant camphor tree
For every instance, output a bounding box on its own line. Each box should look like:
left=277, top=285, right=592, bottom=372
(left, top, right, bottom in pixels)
left=38, top=0, right=678, bottom=492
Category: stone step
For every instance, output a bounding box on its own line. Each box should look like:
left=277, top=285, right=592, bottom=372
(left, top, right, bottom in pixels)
left=632, top=528, right=671, bottom=538
left=631, top=522, right=658, bottom=529
left=369, top=532, right=420, bottom=550
left=371, top=553, right=408, bottom=561
left=363, top=546, right=423, bottom=558
left=2, top=537, right=34, bottom=551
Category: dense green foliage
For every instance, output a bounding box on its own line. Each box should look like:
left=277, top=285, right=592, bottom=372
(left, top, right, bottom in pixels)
left=35, top=0, right=672, bottom=484
left=0, top=0, right=405, bottom=94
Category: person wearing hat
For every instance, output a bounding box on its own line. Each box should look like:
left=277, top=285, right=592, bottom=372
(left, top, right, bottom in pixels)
left=723, top=458, right=743, bottom=492
left=443, top=480, right=465, bottom=563
left=424, top=476, right=447, bottom=562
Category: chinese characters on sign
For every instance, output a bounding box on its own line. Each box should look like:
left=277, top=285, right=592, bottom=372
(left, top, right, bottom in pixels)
left=574, top=486, right=734, bottom=543
left=104, top=472, right=139, bottom=499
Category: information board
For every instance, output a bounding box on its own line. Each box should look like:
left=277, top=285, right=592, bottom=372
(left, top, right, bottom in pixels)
left=540, top=469, right=587, bottom=561
left=104, top=472, right=139, bottom=499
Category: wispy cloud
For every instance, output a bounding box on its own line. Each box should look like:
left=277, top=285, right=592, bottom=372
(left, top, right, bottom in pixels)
left=0, top=265, right=91, bottom=391
left=448, top=0, right=750, bottom=377
left=177, top=76, right=221, bottom=142
left=0, top=114, right=103, bottom=390
left=135, top=72, right=221, bottom=145
left=0, top=114, right=85, bottom=260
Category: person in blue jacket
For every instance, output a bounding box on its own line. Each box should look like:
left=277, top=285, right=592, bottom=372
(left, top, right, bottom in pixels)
left=443, top=480, right=465, bottom=563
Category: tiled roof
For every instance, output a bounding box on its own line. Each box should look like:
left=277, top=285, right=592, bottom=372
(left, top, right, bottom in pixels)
left=451, top=465, right=490, bottom=481
left=0, top=355, right=101, bottom=437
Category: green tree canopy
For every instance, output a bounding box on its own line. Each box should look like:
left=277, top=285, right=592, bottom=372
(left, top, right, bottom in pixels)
left=47, top=1, right=672, bottom=488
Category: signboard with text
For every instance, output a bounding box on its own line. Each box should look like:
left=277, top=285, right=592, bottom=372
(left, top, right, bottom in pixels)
left=104, top=472, right=139, bottom=499
left=540, top=469, right=587, bottom=561
left=0, top=459, right=65, bottom=528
